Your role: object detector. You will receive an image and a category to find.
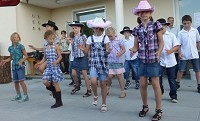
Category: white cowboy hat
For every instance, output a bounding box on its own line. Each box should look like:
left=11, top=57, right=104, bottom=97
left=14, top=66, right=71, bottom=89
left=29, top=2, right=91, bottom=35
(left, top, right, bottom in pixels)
left=87, top=17, right=112, bottom=28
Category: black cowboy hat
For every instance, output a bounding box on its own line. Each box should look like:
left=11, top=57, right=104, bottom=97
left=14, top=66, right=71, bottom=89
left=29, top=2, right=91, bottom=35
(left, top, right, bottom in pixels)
left=157, top=18, right=170, bottom=26
left=120, top=26, right=133, bottom=34
left=68, top=21, right=85, bottom=27
left=42, top=20, right=58, bottom=30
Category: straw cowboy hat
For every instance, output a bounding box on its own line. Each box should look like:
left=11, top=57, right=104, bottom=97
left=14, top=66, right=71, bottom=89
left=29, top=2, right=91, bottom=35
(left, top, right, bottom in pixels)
left=120, top=26, right=133, bottom=34
left=132, top=0, right=154, bottom=15
left=42, top=20, right=59, bottom=30
left=87, top=17, right=112, bottom=28
left=68, top=21, right=85, bottom=27
left=156, top=18, right=170, bottom=26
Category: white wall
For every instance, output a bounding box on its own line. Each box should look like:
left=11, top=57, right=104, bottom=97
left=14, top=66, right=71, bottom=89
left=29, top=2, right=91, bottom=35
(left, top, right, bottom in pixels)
left=16, top=3, right=51, bottom=53
left=0, top=7, right=17, bottom=56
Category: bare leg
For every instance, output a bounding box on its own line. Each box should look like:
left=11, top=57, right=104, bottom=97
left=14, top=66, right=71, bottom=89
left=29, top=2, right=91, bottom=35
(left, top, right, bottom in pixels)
left=53, top=82, right=61, bottom=92
left=100, top=81, right=107, bottom=105
left=72, top=69, right=79, bottom=87
left=116, top=74, right=125, bottom=92
left=151, top=77, right=162, bottom=110
left=107, top=74, right=113, bottom=87
left=82, top=70, right=90, bottom=90
left=14, top=82, right=20, bottom=94
left=140, top=76, right=148, bottom=106
left=91, top=77, right=98, bottom=96
left=176, top=71, right=183, bottom=82
left=43, top=80, right=50, bottom=87
left=195, top=71, right=200, bottom=84
left=19, top=80, right=28, bottom=95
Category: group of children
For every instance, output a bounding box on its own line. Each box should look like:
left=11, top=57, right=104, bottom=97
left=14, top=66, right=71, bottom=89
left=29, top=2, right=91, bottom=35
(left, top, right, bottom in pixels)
left=1, top=0, right=200, bottom=121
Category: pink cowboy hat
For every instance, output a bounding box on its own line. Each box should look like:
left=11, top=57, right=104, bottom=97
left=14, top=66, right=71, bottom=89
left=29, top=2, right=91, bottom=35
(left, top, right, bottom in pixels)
left=132, top=0, right=154, bottom=16
left=87, top=17, right=112, bottom=28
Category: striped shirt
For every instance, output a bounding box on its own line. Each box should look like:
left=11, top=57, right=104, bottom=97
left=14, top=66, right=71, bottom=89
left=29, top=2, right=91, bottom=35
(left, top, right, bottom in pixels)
left=132, top=21, right=163, bottom=63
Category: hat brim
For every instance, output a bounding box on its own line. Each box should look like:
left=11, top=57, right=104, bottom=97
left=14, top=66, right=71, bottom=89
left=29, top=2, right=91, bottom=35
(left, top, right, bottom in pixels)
left=87, top=20, right=112, bottom=28
left=162, top=22, right=170, bottom=26
left=42, top=23, right=58, bottom=30
left=132, top=8, right=154, bottom=16
left=120, top=30, right=133, bottom=34
left=68, top=23, right=85, bottom=27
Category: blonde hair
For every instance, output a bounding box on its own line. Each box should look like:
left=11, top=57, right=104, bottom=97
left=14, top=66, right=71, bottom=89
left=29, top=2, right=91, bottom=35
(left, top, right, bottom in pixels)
left=106, top=27, right=116, bottom=35
left=44, top=30, right=56, bottom=39
left=10, top=32, right=21, bottom=41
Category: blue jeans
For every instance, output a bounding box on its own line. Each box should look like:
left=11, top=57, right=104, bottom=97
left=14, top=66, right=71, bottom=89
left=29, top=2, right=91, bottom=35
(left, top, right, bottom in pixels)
left=12, top=66, right=26, bottom=82
left=124, top=58, right=139, bottom=81
left=159, top=65, right=177, bottom=99
left=69, top=61, right=81, bottom=82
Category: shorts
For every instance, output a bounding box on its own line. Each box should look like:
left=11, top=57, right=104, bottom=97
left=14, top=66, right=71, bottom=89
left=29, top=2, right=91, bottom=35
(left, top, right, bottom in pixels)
left=179, top=59, right=200, bottom=72
left=90, top=70, right=107, bottom=81
left=12, top=66, right=26, bottom=82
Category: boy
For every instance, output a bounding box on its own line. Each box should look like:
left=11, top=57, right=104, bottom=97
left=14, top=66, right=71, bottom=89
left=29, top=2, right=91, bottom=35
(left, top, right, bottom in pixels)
left=176, top=15, right=200, bottom=93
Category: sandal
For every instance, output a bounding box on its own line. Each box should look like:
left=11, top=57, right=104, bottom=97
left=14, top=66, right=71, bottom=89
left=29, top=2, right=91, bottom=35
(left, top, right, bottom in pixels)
left=139, top=105, right=149, bottom=117
left=71, top=86, right=80, bottom=95
left=119, top=91, right=126, bottom=98
left=152, top=109, right=163, bottom=121
left=92, top=96, right=98, bottom=106
left=101, top=104, right=107, bottom=113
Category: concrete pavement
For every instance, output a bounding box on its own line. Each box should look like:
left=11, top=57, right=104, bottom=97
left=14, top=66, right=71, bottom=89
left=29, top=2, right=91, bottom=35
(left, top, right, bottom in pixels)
left=0, top=76, right=200, bottom=121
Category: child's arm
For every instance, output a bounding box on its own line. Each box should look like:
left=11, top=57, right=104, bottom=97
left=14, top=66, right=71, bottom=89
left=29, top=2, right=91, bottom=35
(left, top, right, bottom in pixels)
left=156, top=31, right=164, bottom=62
left=0, top=54, right=12, bottom=66
left=130, top=36, right=139, bottom=57
left=53, top=44, right=62, bottom=66
left=35, top=53, right=46, bottom=69
left=28, top=45, right=44, bottom=51
left=79, top=44, right=90, bottom=54
left=18, top=48, right=28, bottom=66
left=117, top=45, right=126, bottom=57
left=166, top=45, right=180, bottom=55
left=106, top=43, right=111, bottom=54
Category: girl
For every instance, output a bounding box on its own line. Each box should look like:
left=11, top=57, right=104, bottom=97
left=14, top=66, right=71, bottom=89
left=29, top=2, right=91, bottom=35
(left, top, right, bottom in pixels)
left=79, top=17, right=111, bottom=112
left=106, top=27, right=126, bottom=98
left=68, top=21, right=91, bottom=97
left=0, top=32, right=29, bottom=103
left=132, top=0, right=164, bottom=120
left=35, top=30, right=63, bottom=108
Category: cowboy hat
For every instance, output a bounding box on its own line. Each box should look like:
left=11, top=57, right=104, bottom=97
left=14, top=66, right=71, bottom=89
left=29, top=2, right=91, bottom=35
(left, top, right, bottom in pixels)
left=68, top=21, right=85, bottom=27
left=132, top=0, right=154, bottom=16
left=157, top=18, right=170, bottom=26
left=120, top=26, right=133, bottom=34
left=87, top=17, right=112, bottom=28
left=42, top=20, right=58, bottom=30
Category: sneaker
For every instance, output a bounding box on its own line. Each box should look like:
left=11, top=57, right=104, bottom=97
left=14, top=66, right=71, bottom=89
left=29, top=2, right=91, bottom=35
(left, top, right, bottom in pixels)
left=124, top=81, right=131, bottom=90
left=18, top=95, right=29, bottom=103
left=176, top=82, right=180, bottom=90
left=197, top=86, right=200, bottom=93
left=11, top=93, right=22, bottom=101
left=101, top=104, right=107, bottom=113
left=68, top=81, right=74, bottom=86
left=135, top=81, right=140, bottom=89
left=83, top=90, right=92, bottom=97
left=171, top=98, right=178, bottom=103
left=71, top=86, right=80, bottom=95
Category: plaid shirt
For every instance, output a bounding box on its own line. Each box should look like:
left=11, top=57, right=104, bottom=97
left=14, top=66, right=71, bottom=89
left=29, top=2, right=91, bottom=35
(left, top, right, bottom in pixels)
left=8, top=43, right=25, bottom=70
left=90, top=35, right=108, bottom=74
left=108, top=36, right=124, bottom=63
left=72, top=34, right=87, bottom=58
left=133, top=21, right=163, bottom=63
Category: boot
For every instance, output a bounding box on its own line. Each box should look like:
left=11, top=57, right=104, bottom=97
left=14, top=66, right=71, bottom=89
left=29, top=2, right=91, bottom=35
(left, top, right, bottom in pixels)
left=51, top=91, right=63, bottom=109
left=46, top=84, right=56, bottom=98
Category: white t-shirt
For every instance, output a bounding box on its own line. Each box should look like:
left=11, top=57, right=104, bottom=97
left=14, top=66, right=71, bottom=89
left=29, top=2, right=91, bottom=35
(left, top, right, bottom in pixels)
left=160, top=31, right=180, bottom=67
left=68, top=43, right=74, bottom=61
left=123, top=36, right=138, bottom=60
left=178, top=27, right=200, bottom=60
left=86, top=35, right=110, bottom=45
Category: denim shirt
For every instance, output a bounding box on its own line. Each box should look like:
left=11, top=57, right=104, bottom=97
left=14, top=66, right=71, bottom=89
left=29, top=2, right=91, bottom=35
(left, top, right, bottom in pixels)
left=8, top=43, right=25, bottom=70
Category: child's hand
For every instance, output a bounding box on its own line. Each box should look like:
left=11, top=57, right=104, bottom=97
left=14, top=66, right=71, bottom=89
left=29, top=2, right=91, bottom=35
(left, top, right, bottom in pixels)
left=166, top=49, right=172, bottom=55
left=18, top=61, right=23, bottom=66
left=78, top=44, right=85, bottom=51
left=130, top=48, right=135, bottom=57
left=178, top=52, right=183, bottom=59
left=116, top=52, right=121, bottom=57
left=155, top=51, right=161, bottom=63
left=106, top=48, right=112, bottom=54
left=0, top=60, right=7, bottom=66
left=34, top=63, right=40, bottom=69
left=67, top=38, right=73, bottom=44
left=52, top=61, right=57, bottom=66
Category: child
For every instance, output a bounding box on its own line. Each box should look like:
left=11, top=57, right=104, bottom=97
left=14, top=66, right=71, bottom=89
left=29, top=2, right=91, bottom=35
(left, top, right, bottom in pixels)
left=157, top=18, right=180, bottom=103
left=35, top=30, right=63, bottom=108
left=0, top=32, right=29, bottom=103
left=176, top=15, right=200, bottom=93
left=106, top=27, right=126, bottom=98
left=68, top=21, right=91, bottom=97
left=132, top=0, right=164, bottom=120
left=120, top=26, right=140, bottom=90
left=80, top=17, right=111, bottom=112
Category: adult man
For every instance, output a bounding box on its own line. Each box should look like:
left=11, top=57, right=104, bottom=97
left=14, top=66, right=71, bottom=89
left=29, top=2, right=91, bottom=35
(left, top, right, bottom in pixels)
left=167, top=17, right=179, bottom=37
